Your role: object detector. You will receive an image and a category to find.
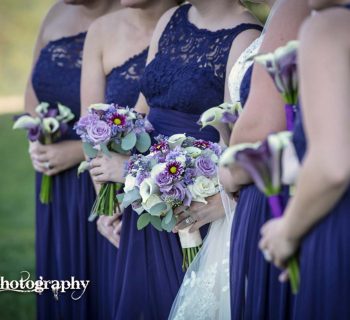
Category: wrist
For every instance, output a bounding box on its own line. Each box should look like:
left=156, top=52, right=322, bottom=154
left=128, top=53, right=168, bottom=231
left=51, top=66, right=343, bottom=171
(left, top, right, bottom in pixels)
left=282, top=215, right=302, bottom=244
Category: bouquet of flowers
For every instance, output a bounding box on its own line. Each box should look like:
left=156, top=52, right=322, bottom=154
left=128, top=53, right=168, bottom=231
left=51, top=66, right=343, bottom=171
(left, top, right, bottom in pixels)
left=198, top=102, right=242, bottom=130
left=121, top=134, right=222, bottom=269
left=13, top=102, right=75, bottom=204
left=74, top=103, right=153, bottom=217
left=254, top=41, right=299, bottom=131
left=220, top=131, right=300, bottom=293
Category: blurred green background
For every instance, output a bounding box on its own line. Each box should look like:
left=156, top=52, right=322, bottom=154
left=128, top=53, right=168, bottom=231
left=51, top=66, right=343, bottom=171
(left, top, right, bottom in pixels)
left=0, top=1, right=270, bottom=319
left=0, top=1, right=50, bottom=319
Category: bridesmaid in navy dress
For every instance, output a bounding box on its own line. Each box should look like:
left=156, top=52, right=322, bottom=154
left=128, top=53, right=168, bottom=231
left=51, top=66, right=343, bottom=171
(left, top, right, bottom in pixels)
left=220, top=0, right=310, bottom=318
left=24, top=1, right=120, bottom=319
left=80, top=2, right=178, bottom=319
left=260, top=2, right=350, bottom=319
left=98, top=1, right=262, bottom=319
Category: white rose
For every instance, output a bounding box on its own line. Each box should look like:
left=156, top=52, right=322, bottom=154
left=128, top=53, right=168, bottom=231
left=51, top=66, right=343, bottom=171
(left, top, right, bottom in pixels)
left=168, top=133, right=187, bottom=149
left=188, top=176, right=217, bottom=204
left=150, top=163, right=166, bottom=179
left=139, top=177, right=159, bottom=203
left=184, top=147, right=202, bottom=158
left=143, top=194, right=164, bottom=214
left=124, top=175, right=137, bottom=193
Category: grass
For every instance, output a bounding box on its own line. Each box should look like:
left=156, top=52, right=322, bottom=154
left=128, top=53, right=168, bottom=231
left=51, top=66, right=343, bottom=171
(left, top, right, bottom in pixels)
left=0, top=113, right=35, bottom=320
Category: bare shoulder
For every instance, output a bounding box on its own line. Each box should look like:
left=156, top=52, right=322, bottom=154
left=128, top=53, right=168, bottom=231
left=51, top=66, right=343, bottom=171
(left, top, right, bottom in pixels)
left=300, top=8, right=350, bottom=47
left=152, top=6, right=179, bottom=41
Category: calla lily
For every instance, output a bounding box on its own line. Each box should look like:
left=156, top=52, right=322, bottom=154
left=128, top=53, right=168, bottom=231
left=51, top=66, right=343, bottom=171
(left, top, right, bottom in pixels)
left=42, top=117, right=60, bottom=134
left=253, top=41, right=299, bottom=130
left=13, top=115, right=40, bottom=130
left=198, top=102, right=242, bottom=130
left=219, top=142, right=260, bottom=167
left=35, top=102, right=50, bottom=115
left=139, top=178, right=159, bottom=203
left=88, top=103, right=110, bottom=111
left=56, top=103, right=75, bottom=123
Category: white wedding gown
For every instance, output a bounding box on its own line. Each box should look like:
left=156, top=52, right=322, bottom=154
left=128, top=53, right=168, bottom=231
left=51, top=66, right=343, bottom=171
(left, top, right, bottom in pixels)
left=168, top=37, right=263, bottom=320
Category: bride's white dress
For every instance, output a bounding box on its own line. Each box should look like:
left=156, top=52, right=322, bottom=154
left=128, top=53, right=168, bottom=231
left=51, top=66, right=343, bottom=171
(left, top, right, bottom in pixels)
left=168, top=37, right=263, bottom=320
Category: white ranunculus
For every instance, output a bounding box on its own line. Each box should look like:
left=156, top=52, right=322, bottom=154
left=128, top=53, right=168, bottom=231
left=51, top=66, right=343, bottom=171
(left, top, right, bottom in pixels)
left=188, top=176, right=217, bottom=204
left=150, top=163, right=166, bottom=179
left=143, top=194, right=164, bottom=213
left=139, top=177, right=159, bottom=203
left=168, top=133, right=187, bottom=149
left=124, top=175, right=137, bottom=193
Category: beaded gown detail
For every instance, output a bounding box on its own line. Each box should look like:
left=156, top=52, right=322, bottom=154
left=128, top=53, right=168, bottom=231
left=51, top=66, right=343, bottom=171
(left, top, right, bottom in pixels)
left=113, top=4, right=262, bottom=320
left=96, top=48, right=148, bottom=320
left=31, top=32, right=99, bottom=320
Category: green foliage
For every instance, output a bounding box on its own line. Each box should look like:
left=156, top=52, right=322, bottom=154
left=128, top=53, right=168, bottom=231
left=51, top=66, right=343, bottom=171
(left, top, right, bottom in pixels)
left=0, top=113, right=35, bottom=319
left=0, top=0, right=50, bottom=95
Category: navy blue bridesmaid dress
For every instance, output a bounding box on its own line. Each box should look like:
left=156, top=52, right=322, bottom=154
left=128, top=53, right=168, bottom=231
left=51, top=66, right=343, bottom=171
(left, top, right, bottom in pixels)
left=96, top=48, right=148, bottom=320
left=112, top=4, right=262, bottom=319
left=293, top=9, right=350, bottom=314
left=229, top=59, right=294, bottom=320
left=32, top=32, right=99, bottom=320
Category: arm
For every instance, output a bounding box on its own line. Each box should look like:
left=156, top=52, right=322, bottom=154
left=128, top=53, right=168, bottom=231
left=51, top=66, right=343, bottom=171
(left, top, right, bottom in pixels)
left=224, top=0, right=310, bottom=192
left=260, top=10, right=350, bottom=267
left=80, top=20, right=106, bottom=115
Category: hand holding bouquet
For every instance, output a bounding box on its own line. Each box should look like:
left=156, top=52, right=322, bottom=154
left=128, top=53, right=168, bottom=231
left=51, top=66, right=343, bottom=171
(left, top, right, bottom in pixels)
left=13, top=102, right=74, bottom=204
left=74, top=103, right=153, bottom=217
left=254, top=41, right=299, bottom=131
left=122, top=134, right=222, bottom=269
left=220, top=131, right=300, bottom=293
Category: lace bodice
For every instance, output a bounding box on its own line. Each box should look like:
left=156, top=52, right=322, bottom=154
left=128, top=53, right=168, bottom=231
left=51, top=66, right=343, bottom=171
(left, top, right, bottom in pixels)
left=32, top=32, right=86, bottom=139
left=105, top=48, right=148, bottom=107
left=140, top=4, right=262, bottom=115
left=229, top=36, right=263, bottom=105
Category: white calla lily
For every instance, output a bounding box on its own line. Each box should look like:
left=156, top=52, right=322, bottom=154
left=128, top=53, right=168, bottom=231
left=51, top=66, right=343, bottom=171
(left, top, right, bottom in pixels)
left=219, top=142, right=260, bottom=167
left=35, top=102, right=49, bottom=115
left=42, top=117, right=60, bottom=134
left=139, top=177, right=159, bottom=203
left=88, top=103, right=110, bottom=111
left=168, top=133, right=187, bottom=149
left=124, top=175, right=137, bottom=193
left=13, top=116, right=40, bottom=130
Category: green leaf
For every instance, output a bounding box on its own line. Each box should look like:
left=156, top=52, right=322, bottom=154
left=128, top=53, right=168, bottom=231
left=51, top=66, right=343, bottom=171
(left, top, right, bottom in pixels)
left=164, top=208, right=174, bottom=224
left=135, top=132, right=152, bottom=153
left=110, top=141, right=125, bottom=154
left=121, top=131, right=137, bottom=151
left=122, top=188, right=141, bottom=207
left=83, top=142, right=98, bottom=158
left=133, top=205, right=145, bottom=215
left=150, top=216, right=163, bottom=231
left=162, top=215, right=177, bottom=232
left=100, top=143, right=111, bottom=157
left=116, top=193, right=124, bottom=203
left=149, top=202, right=168, bottom=216
left=137, top=213, right=151, bottom=230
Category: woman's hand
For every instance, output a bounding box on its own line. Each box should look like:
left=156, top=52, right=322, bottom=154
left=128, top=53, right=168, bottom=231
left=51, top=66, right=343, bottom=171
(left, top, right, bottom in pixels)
left=89, top=152, right=129, bottom=184
left=96, top=214, right=122, bottom=248
left=174, top=193, right=225, bottom=233
left=259, top=218, right=300, bottom=269
left=29, top=140, right=84, bottom=175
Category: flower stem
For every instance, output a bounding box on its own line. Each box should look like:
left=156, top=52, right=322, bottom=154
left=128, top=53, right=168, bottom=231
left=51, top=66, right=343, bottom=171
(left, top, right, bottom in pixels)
left=40, top=174, right=52, bottom=204
left=288, top=255, right=300, bottom=294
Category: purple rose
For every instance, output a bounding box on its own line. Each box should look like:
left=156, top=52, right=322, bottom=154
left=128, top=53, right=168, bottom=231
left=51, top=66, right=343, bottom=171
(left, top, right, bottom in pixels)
left=195, top=156, right=216, bottom=178
left=155, top=171, right=173, bottom=189
left=86, top=120, right=111, bottom=144
left=162, top=183, right=186, bottom=202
